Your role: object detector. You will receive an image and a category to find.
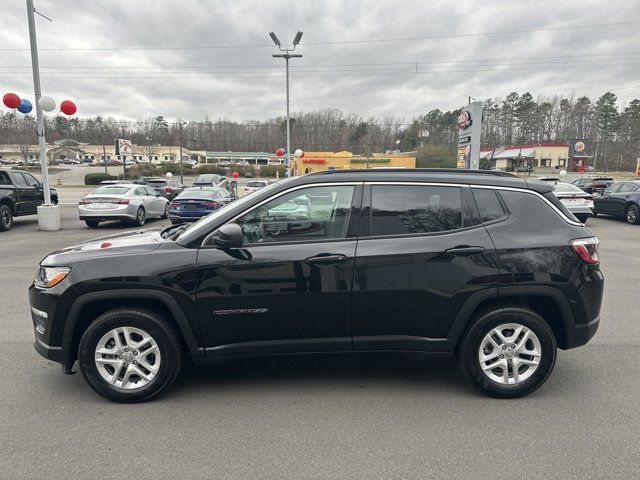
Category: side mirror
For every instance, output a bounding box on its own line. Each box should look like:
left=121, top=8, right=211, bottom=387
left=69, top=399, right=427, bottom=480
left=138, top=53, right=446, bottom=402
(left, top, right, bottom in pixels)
left=208, top=223, right=243, bottom=248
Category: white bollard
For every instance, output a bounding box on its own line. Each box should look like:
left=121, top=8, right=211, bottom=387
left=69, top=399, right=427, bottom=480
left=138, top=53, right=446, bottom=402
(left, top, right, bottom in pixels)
left=37, top=204, right=61, bottom=231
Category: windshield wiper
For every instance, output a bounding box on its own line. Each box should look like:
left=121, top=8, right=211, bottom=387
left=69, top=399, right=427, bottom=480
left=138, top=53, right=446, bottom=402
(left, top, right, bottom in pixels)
left=160, top=223, right=187, bottom=239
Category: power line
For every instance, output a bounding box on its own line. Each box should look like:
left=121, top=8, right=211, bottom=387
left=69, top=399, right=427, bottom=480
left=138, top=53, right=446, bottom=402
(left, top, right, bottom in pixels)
left=0, top=20, right=638, bottom=51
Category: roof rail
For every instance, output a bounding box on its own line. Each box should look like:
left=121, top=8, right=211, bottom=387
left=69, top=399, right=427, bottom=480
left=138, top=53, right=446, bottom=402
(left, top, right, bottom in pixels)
left=311, top=168, right=516, bottom=177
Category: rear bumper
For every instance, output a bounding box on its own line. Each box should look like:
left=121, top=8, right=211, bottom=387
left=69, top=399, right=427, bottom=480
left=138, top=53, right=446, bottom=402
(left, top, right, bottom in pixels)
left=563, top=315, right=600, bottom=349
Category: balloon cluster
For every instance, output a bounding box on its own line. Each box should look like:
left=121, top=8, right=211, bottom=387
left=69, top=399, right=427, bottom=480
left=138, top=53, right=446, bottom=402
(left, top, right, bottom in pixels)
left=275, top=147, right=306, bottom=158
left=2, top=92, right=76, bottom=116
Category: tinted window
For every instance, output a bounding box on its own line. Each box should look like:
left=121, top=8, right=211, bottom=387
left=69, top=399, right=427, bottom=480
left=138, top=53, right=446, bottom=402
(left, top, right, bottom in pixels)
left=23, top=173, right=40, bottom=187
left=0, top=171, right=11, bottom=185
left=9, top=172, right=28, bottom=187
left=472, top=188, right=507, bottom=222
left=619, top=183, right=639, bottom=193
left=604, top=183, right=622, bottom=194
left=144, top=186, right=158, bottom=196
left=236, top=185, right=355, bottom=244
left=371, top=185, right=463, bottom=236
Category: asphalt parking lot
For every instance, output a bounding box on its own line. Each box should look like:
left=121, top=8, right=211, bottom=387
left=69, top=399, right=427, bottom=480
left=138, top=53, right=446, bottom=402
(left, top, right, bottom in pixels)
left=1, top=191, right=639, bottom=479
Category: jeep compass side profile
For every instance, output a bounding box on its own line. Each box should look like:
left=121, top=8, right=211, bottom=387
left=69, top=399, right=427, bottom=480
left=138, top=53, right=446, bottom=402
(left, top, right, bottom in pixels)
left=29, top=169, right=603, bottom=402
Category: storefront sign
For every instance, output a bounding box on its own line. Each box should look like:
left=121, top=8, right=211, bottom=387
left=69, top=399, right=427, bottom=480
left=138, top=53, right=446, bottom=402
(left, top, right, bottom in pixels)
left=351, top=158, right=391, bottom=164
left=456, top=111, right=472, bottom=130
left=302, top=158, right=325, bottom=164
left=456, top=101, right=482, bottom=169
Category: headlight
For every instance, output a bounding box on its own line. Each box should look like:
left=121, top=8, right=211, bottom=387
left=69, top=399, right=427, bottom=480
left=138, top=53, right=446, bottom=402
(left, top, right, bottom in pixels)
left=35, top=266, right=71, bottom=288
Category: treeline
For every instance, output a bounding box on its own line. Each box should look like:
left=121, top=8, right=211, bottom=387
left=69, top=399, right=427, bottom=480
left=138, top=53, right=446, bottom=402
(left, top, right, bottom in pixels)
left=1, top=91, right=638, bottom=170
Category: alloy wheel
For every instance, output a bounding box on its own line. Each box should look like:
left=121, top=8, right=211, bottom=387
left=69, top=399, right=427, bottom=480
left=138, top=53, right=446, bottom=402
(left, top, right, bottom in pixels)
left=137, top=208, right=146, bottom=225
left=1, top=209, right=11, bottom=228
left=478, top=323, right=542, bottom=385
left=94, top=326, right=161, bottom=390
left=626, top=205, right=638, bottom=224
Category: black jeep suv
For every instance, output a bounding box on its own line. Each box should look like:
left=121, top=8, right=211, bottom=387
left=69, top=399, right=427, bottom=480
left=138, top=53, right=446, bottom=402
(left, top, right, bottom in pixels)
left=30, top=169, right=603, bottom=402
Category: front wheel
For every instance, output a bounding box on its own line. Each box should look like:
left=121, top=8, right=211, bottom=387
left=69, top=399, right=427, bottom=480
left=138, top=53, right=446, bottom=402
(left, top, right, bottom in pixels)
left=625, top=204, right=640, bottom=225
left=457, top=306, right=557, bottom=398
left=78, top=308, right=184, bottom=402
left=85, top=220, right=99, bottom=228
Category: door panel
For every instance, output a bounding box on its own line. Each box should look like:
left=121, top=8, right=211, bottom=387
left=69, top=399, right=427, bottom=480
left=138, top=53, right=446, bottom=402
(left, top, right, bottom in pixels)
left=196, top=240, right=356, bottom=355
left=352, top=228, right=499, bottom=350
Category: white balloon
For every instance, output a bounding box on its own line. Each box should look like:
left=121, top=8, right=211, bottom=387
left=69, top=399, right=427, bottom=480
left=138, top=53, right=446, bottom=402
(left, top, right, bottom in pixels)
left=39, top=96, right=56, bottom=112
left=559, top=169, right=567, bottom=177
left=166, top=171, right=173, bottom=178
left=294, top=149, right=303, bottom=157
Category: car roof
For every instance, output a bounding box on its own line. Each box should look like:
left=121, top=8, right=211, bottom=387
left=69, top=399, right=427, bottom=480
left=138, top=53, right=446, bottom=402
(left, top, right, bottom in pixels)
left=298, top=168, right=555, bottom=193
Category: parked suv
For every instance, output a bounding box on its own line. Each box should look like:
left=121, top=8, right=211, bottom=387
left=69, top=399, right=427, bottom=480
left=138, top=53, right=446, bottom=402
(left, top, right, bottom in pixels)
left=30, top=169, right=603, bottom=402
left=0, top=169, right=58, bottom=231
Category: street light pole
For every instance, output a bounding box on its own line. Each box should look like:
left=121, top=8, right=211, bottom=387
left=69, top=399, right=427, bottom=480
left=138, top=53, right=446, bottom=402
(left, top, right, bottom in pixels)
left=26, top=0, right=60, bottom=230
left=178, top=122, right=186, bottom=185
left=269, top=31, right=303, bottom=167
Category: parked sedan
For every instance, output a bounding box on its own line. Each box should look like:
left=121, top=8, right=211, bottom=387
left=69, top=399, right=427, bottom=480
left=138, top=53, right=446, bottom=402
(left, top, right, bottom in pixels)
left=593, top=180, right=640, bottom=224
left=78, top=184, right=169, bottom=228
left=168, top=187, right=233, bottom=224
left=552, top=182, right=593, bottom=224
left=244, top=180, right=269, bottom=195
left=572, top=176, right=614, bottom=194
left=193, top=174, right=228, bottom=189
left=147, top=178, right=184, bottom=200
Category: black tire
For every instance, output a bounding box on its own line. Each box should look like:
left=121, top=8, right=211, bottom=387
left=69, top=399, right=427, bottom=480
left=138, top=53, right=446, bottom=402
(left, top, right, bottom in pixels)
left=85, top=220, right=100, bottom=228
left=457, top=306, right=557, bottom=398
left=162, top=203, right=169, bottom=219
left=78, top=308, right=184, bottom=403
left=51, top=196, right=58, bottom=205
left=0, top=204, right=13, bottom=232
left=575, top=214, right=589, bottom=224
left=625, top=204, right=640, bottom=225
left=592, top=210, right=598, bottom=217
left=135, top=207, right=146, bottom=226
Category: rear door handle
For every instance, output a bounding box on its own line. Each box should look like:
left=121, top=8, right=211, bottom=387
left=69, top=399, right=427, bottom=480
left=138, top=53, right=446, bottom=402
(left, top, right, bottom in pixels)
left=305, top=254, right=347, bottom=265
left=445, top=246, right=485, bottom=256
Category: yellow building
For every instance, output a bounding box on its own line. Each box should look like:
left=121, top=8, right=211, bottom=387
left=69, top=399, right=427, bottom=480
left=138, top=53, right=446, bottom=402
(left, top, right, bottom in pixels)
left=289, top=151, right=416, bottom=176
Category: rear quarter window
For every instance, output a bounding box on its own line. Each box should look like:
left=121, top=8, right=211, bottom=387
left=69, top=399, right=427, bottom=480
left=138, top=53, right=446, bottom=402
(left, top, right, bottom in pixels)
left=472, top=188, right=508, bottom=223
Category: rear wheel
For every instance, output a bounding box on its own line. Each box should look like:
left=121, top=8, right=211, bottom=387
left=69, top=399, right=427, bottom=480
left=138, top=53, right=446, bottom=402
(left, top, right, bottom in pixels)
left=162, top=204, right=169, bottom=219
left=625, top=204, right=640, bottom=225
left=135, top=207, right=146, bottom=226
left=85, top=220, right=99, bottom=228
left=78, top=308, right=183, bottom=402
left=0, top=204, right=13, bottom=231
left=457, top=306, right=557, bottom=398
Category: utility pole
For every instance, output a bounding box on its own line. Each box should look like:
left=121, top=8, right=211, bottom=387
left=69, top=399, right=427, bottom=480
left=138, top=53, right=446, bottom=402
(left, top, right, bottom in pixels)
left=269, top=31, right=303, bottom=167
left=26, top=0, right=59, bottom=230
left=178, top=122, right=186, bottom=184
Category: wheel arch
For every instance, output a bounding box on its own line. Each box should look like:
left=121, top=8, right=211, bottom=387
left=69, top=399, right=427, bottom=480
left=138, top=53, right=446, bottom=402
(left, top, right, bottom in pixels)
left=448, top=286, right=574, bottom=350
left=0, top=196, right=15, bottom=213
left=62, top=289, right=204, bottom=372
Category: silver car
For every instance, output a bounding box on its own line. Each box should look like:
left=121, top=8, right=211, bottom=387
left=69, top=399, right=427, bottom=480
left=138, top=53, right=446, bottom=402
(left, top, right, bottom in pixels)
left=552, top=182, right=594, bottom=224
left=244, top=180, right=269, bottom=195
left=78, top=184, right=169, bottom=228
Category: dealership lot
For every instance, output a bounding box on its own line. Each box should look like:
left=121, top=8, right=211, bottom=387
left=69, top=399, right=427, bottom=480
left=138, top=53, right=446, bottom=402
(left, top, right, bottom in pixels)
left=1, top=192, right=639, bottom=479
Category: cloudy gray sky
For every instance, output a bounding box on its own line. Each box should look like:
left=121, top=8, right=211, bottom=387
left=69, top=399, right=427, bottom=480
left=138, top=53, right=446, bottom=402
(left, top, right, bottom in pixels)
left=1, top=0, right=639, bottom=122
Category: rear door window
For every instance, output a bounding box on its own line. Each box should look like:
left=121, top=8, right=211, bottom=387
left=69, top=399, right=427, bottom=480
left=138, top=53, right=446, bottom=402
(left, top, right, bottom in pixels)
left=370, top=185, right=463, bottom=236
left=472, top=188, right=508, bottom=223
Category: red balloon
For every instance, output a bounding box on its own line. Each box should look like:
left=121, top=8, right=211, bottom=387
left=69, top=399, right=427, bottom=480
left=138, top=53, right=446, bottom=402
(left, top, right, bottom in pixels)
left=60, top=99, right=77, bottom=115
left=276, top=148, right=285, bottom=157
left=299, top=150, right=305, bottom=158
left=232, top=171, right=239, bottom=179
left=3, top=93, right=21, bottom=109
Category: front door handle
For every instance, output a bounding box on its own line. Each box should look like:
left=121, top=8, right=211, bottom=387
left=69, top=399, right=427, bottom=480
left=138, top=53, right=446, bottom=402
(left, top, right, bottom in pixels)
left=445, top=246, right=485, bottom=256
left=305, top=254, right=347, bottom=265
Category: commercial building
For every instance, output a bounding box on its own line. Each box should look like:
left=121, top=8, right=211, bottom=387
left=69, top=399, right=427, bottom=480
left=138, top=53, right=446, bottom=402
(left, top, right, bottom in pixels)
left=192, top=151, right=285, bottom=166
left=481, top=143, right=571, bottom=173
left=288, top=151, right=416, bottom=176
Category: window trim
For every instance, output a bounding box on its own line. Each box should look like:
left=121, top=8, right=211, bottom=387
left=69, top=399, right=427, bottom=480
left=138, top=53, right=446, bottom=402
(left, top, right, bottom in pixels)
left=201, top=182, right=362, bottom=248
left=470, top=187, right=510, bottom=226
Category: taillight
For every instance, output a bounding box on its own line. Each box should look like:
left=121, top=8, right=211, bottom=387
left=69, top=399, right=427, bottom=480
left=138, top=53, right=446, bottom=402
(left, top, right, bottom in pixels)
left=202, top=201, right=219, bottom=208
left=79, top=199, right=89, bottom=205
left=571, top=237, right=599, bottom=264
left=115, top=199, right=129, bottom=205
left=169, top=201, right=179, bottom=206
left=163, top=186, right=173, bottom=191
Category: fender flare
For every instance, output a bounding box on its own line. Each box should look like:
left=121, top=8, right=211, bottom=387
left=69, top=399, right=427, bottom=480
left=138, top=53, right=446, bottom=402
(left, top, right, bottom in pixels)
left=446, top=285, right=574, bottom=347
left=61, top=289, right=204, bottom=364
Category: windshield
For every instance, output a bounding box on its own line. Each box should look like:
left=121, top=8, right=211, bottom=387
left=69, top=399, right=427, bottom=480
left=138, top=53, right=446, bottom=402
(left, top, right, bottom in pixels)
left=90, top=185, right=132, bottom=195
left=247, top=181, right=267, bottom=187
left=553, top=183, right=584, bottom=193
left=176, top=188, right=226, bottom=200
left=177, top=178, right=290, bottom=242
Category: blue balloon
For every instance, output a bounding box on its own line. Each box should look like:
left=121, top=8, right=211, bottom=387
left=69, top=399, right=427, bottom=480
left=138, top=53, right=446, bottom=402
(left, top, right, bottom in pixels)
left=17, top=98, right=33, bottom=114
